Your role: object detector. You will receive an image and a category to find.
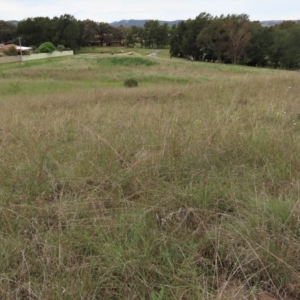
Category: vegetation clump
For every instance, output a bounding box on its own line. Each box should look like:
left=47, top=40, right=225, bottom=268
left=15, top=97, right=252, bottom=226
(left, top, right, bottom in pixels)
left=36, top=42, right=56, bottom=53
left=124, top=78, right=138, bottom=87
left=3, top=46, right=18, bottom=56
left=57, top=44, right=65, bottom=52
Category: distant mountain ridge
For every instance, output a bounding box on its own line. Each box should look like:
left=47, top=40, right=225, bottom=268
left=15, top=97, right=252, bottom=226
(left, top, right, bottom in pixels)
left=260, top=20, right=300, bottom=26
left=111, top=19, right=300, bottom=27
left=8, top=20, right=18, bottom=25
left=8, top=19, right=300, bottom=28
left=110, top=19, right=183, bottom=27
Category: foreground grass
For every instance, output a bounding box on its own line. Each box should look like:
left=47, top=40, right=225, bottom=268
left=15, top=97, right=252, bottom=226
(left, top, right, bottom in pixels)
left=0, top=55, right=300, bottom=299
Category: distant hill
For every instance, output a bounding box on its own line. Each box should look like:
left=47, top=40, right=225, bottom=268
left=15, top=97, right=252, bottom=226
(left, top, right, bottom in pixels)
left=7, top=19, right=300, bottom=28
left=8, top=20, right=18, bottom=25
left=110, top=19, right=183, bottom=27
left=260, top=20, right=300, bottom=26
left=111, top=19, right=300, bottom=28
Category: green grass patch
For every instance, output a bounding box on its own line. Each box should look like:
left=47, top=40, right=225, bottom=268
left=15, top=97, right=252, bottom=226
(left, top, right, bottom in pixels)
left=97, top=56, right=157, bottom=67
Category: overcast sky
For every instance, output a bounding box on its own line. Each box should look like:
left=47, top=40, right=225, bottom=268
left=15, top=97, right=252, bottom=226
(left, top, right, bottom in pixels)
left=1, top=0, right=299, bottom=23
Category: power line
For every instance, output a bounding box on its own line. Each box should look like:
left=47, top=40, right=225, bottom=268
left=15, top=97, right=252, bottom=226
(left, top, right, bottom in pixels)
left=3, top=37, right=20, bottom=44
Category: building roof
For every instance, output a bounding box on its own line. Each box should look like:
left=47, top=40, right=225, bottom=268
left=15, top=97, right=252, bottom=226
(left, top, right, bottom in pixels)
left=0, top=44, right=32, bottom=53
left=0, top=44, right=15, bottom=51
left=15, top=45, right=33, bottom=51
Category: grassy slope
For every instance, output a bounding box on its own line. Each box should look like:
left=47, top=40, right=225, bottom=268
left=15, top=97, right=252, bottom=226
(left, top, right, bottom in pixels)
left=0, top=52, right=300, bottom=299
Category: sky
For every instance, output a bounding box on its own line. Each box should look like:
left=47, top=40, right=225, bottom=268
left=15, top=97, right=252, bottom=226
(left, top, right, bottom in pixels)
left=1, top=0, right=299, bottom=23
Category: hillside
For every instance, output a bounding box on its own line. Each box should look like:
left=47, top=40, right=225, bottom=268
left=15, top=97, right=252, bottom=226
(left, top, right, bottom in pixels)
left=0, top=50, right=300, bottom=299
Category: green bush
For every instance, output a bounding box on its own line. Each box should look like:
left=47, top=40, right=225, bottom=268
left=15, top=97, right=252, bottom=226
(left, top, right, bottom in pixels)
left=124, top=78, right=138, bottom=87
left=37, top=42, right=56, bottom=53
left=4, top=46, right=18, bottom=56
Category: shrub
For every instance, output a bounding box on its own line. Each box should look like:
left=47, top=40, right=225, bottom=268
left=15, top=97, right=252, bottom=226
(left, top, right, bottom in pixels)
left=4, top=46, right=18, bottom=56
left=57, top=45, right=65, bottom=52
left=37, top=42, right=56, bottom=53
left=124, top=78, right=138, bottom=87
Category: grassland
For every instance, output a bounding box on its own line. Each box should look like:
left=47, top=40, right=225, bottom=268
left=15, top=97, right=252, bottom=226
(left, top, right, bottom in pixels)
left=0, top=49, right=300, bottom=299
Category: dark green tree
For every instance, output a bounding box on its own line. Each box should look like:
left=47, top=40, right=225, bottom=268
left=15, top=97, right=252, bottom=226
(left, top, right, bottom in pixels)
left=156, top=23, right=169, bottom=48
left=181, top=13, right=213, bottom=60
left=197, top=18, right=225, bottom=62
left=170, top=13, right=212, bottom=60
left=63, top=20, right=80, bottom=49
left=170, top=22, right=186, bottom=58
left=126, top=31, right=136, bottom=48
left=246, top=22, right=272, bottom=67
left=53, top=14, right=80, bottom=49
left=16, top=17, right=51, bottom=46
left=144, top=20, right=160, bottom=48
left=268, top=25, right=288, bottom=69
left=0, top=20, right=16, bottom=43
left=280, top=24, right=300, bottom=69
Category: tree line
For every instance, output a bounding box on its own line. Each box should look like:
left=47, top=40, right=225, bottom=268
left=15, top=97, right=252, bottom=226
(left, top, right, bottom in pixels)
left=0, top=15, right=126, bottom=50
left=170, top=13, right=300, bottom=69
left=0, top=15, right=171, bottom=51
left=1, top=12, right=300, bottom=69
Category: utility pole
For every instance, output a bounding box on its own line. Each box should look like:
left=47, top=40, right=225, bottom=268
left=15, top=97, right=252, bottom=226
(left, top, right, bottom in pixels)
left=18, top=37, right=23, bottom=62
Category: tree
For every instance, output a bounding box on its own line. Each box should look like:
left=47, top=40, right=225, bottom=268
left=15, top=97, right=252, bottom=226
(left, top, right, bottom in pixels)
left=169, top=13, right=212, bottom=60
left=53, top=14, right=80, bottom=49
left=279, top=24, right=300, bottom=69
left=0, top=20, right=16, bottom=43
left=63, top=20, right=80, bottom=49
left=80, top=19, right=99, bottom=46
left=170, top=22, right=186, bottom=58
left=268, top=25, right=288, bottom=69
left=125, top=31, right=135, bottom=47
left=16, top=17, right=52, bottom=46
left=97, top=22, right=125, bottom=46
left=157, top=23, right=170, bottom=48
left=144, top=20, right=160, bottom=48
left=197, top=18, right=225, bottom=62
left=181, top=13, right=213, bottom=60
left=222, top=16, right=251, bottom=64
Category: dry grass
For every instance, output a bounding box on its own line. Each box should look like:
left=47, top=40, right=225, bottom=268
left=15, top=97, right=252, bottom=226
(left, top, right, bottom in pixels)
left=0, top=54, right=300, bottom=299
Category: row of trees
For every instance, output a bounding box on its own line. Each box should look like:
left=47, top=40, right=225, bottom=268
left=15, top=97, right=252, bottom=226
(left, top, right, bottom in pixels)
left=0, top=16, right=171, bottom=50
left=0, top=15, right=126, bottom=50
left=125, top=20, right=170, bottom=48
left=1, top=13, right=300, bottom=69
left=170, top=13, right=300, bottom=69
